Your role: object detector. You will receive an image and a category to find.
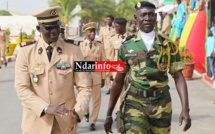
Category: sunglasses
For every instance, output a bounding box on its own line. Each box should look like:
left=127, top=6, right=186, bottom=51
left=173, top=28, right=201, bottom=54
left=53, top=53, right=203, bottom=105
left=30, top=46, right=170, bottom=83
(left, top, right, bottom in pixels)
left=42, top=25, right=60, bottom=31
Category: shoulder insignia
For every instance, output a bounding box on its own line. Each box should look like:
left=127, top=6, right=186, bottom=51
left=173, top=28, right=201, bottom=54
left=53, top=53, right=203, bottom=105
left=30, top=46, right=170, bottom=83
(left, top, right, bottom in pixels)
left=64, top=39, right=81, bottom=46
left=158, top=34, right=174, bottom=47
left=96, top=41, right=103, bottom=44
left=122, top=34, right=135, bottom=43
left=111, top=34, right=115, bottom=38
left=20, top=41, right=36, bottom=47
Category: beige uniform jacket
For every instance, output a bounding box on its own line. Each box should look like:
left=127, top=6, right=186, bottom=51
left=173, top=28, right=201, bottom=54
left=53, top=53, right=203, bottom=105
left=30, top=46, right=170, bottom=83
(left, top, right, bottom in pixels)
left=0, top=30, right=8, bottom=45
left=161, top=15, right=171, bottom=36
left=15, top=37, right=92, bottom=134
left=79, top=39, right=106, bottom=85
left=107, top=33, right=130, bottom=78
left=98, top=25, right=116, bottom=57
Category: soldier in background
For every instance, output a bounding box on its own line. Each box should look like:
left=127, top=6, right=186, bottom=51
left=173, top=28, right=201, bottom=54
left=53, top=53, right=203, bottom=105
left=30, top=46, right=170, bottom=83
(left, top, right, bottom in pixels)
left=161, top=12, right=171, bottom=37
left=104, top=1, right=191, bottom=133
left=107, top=18, right=129, bottom=111
left=60, top=21, right=65, bottom=39
left=80, top=22, right=106, bottom=131
left=0, top=26, right=9, bottom=69
left=98, top=15, right=116, bottom=95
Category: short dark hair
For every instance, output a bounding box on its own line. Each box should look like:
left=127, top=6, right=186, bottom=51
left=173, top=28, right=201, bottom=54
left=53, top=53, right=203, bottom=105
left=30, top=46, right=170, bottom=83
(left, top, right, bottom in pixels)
left=114, top=18, right=127, bottom=25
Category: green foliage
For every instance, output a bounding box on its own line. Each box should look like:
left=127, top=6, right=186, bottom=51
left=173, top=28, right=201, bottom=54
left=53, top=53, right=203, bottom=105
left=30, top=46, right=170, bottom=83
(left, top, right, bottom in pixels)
left=0, top=10, right=12, bottom=16
left=179, top=47, right=194, bottom=63
left=5, top=28, right=11, bottom=35
left=48, top=0, right=159, bottom=23
left=31, top=29, right=36, bottom=35
left=20, top=32, right=35, bottom=40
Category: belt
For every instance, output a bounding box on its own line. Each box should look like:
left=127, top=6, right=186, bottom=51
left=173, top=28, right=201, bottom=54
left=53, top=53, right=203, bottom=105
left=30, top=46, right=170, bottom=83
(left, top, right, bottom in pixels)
left=129, top=85, right=168, bottom=98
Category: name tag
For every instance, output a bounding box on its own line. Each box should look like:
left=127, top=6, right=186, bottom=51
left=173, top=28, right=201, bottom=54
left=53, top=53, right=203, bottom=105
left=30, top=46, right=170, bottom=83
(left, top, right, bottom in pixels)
left=125, top=53, right=137, bottom=57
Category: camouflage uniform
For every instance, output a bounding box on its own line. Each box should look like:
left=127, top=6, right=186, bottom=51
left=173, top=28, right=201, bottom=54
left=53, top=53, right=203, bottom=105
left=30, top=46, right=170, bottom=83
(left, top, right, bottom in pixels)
left=118, top=30, right=185, bottom=134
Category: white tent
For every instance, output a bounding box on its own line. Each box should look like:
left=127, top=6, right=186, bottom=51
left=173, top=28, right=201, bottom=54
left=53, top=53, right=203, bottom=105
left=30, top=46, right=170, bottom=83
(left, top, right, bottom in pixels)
left=156, top=5, right=178, bottom=14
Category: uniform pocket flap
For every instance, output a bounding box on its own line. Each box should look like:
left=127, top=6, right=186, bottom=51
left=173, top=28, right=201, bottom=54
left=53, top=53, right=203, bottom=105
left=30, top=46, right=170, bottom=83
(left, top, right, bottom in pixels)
left=57, top=69, right=72, bottom=75
left=29, top=67, right=45, bottom=75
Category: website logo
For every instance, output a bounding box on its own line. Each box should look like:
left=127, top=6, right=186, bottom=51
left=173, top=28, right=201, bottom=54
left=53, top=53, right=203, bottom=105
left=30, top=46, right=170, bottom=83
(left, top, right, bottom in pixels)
left=74, top=61, right=125, bottom=72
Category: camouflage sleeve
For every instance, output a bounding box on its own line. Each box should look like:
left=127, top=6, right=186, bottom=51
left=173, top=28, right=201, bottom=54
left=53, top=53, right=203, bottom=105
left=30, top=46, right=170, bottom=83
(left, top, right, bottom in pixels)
left=169, top=51, right=185, bottom=76
left=118, top=45, right=130, bottom=73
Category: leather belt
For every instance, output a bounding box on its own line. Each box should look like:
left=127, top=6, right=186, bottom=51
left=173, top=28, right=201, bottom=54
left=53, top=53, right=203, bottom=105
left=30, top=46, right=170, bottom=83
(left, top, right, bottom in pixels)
left=129, top=85, right=168, bottom=98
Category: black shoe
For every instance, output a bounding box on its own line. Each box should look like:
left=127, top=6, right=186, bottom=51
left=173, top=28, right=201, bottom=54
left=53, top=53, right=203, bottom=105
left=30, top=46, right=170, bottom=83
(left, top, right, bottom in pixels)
left=4, top=62, right=7, bottom=67
left=106, top=90, right=111, bottom=95
left=0, top=66, right=1, bottom=69
left=84, top=113, right=89, bottom=122
left=89, top=123, right=96, bottom=131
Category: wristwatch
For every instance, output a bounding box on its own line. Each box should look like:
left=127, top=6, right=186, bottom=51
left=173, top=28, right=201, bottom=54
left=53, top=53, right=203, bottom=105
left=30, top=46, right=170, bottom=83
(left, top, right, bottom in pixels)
left=41, top=106, right=49, bottom=117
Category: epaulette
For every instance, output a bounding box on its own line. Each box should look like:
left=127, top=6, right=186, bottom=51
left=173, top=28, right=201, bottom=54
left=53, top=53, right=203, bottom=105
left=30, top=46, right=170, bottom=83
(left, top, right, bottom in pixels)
left=158, top=33, right=174, bottom=47
left=96, top=41, right=103, bottom=44
left=64, top=39, right=81, bottom=46
left=20, top=40, right=36, bottom=47
left=122, top=34, right=135, bottom=43
left=111, top=34, right=115, bottom=38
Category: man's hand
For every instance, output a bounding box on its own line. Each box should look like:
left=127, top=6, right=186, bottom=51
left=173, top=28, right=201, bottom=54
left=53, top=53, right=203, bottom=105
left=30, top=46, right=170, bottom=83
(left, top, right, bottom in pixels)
left=101, top=79, right=105, bottom=88
left=65, top=109, right=79, bottom=132
left=104, top=117, right=113, bottom=134
left=45, top=101, right=69, bottom=117
left=179, top=110, right=191, bottom=132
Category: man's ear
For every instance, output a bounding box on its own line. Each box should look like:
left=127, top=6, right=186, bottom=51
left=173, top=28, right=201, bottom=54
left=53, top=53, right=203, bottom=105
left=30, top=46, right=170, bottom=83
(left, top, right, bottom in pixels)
left=155, top=13, right=157, bottom=20
left=134, top=14, right=137, bottom=20
left=36, top=25, right=41, bottom=32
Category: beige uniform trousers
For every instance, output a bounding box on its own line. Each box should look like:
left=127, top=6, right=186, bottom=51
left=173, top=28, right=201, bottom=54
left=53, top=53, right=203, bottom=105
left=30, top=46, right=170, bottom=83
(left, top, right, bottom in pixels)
left=105, top=73, right=112, bottom=89
left=0, top=42, right=6, bottom=66
left=86, top=84, right=101, bottom=124
left=23, top=117, right=77, bottom=134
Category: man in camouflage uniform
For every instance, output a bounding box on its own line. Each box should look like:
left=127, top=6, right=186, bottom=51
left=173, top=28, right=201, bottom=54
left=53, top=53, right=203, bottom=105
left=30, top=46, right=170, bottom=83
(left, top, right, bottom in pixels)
left=104, top=1, right=191, bottom=134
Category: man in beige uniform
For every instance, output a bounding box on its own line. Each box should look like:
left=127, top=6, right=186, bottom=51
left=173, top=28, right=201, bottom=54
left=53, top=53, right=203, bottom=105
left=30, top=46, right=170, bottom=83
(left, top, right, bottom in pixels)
left=98, top=15, right=116, bottom=95
left=0, top=26, right=9, bottom=69
left=161, top=12, right=171, bottom=37
left=15, top=6, right=92, bottom=134
left=107, top=18, right=130, bottom=111
left=80, top=22, right=106, bottom=131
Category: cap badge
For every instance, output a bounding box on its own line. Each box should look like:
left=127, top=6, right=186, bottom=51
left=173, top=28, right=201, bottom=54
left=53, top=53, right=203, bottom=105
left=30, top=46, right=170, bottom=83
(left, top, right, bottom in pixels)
left=137, top=2, right=141, bottom=8
left=50, top=9, right=57, bottom=16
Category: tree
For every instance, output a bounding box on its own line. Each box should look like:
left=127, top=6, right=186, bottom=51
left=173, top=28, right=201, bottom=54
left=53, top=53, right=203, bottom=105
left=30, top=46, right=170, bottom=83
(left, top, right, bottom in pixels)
left=80, top=0, right=116, bottom=24
left=49, top=0, right=90, bottom=38
left=0, top=10, right=12, bottom=16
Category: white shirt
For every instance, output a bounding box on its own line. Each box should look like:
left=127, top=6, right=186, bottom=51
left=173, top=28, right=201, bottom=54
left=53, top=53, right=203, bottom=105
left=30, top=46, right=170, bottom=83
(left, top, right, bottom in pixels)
left=140, top=30, right=155, bottom=51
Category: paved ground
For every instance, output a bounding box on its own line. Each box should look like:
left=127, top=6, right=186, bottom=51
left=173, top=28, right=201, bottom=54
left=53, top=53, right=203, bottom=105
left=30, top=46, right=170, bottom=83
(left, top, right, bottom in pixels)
left=1, top=60, right=215, bottom=134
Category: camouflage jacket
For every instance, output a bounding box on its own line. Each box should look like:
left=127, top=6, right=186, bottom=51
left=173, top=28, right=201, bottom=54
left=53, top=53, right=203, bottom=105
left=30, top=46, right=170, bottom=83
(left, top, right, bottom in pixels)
left=118, top=31, right=185, bottom=90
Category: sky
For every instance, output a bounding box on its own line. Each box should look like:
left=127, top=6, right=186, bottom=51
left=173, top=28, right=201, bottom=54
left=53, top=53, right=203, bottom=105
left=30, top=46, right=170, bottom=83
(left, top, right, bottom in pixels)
left=0, top=0, right=121, bottom=16
left=0, top=0, right=50, bottom=15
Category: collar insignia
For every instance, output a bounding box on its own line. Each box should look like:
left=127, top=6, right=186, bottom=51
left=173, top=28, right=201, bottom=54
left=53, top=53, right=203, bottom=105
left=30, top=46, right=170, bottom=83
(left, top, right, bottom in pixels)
left=38, top=47, right=43, bottom=54
left=57, top=47, right=62, bottom=54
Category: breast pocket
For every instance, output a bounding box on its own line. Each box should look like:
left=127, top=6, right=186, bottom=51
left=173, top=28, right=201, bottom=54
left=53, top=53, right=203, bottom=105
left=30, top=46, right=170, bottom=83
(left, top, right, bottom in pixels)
left=94, top=50, right=100, bottom=61
left=29, top=67, right=45, bottom=86
left=56, top=69, right=73, bottom=84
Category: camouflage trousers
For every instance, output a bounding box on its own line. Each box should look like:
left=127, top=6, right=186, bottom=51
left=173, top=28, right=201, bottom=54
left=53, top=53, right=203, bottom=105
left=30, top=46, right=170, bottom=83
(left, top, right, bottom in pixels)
left=123, top=90, right=172, bottom=134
